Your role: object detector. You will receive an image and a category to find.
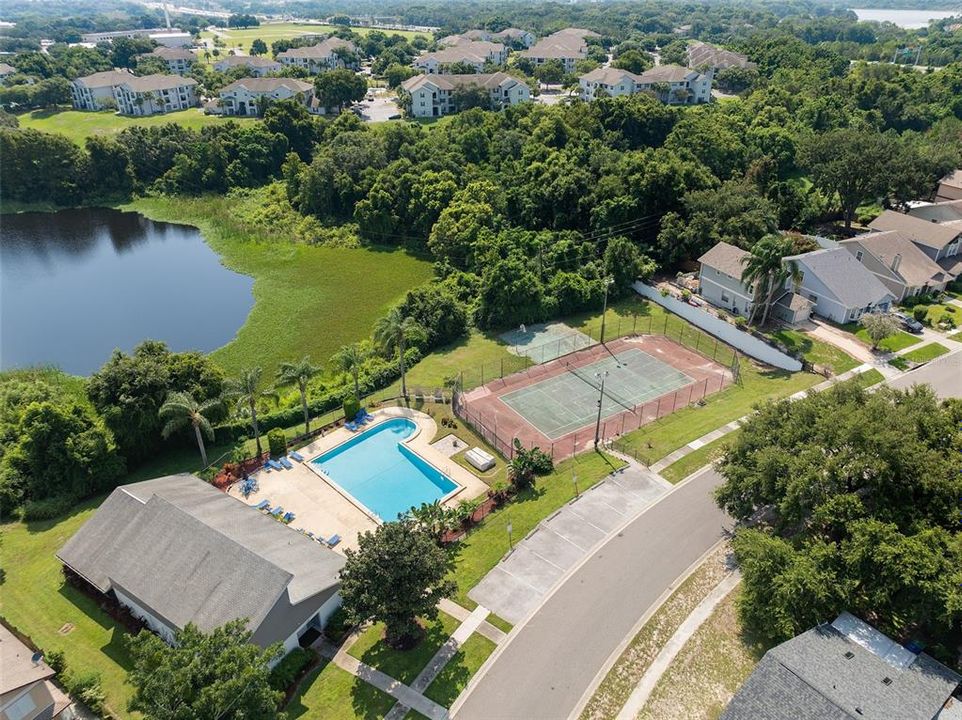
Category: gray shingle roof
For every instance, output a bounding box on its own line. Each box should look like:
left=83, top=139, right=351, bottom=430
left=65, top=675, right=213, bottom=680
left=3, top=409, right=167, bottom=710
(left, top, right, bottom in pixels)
left=402, top=71, right=522, bottom=93
left=579, top=66, right=641, bottom=85
left=907, top=199, right=962, bottom=223
left=119, top=73, right=197, bottom=92
left=220, top=77, right=313, bottom=94
left=277, top=38, right=356, bottom=59
left=57, top=475, right=344, bottom=639
left=786, top=247, right=895, bottom=307
left=698, top=241, right=751, bottom=279
left=722, top=615, right=961, bottom=720
left=636, top=64, right=699, bottom=84
left=840, top=231, right=949, bottom=287
left=74, top=70, right=135, bottom=88
left=1, top=624, right=56, bottom=695
left=868, top=209, right=962, bottom=251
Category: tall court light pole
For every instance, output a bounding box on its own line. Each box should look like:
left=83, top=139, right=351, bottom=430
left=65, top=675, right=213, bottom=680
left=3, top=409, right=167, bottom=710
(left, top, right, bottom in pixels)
left=594, top=370, right=609, bottom=448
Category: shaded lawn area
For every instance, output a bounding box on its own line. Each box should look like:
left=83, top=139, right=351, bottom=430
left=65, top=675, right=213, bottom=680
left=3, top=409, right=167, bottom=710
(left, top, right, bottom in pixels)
left=2, top=499, right=140, bottom=719
left=124, top=196, right=432, bottom=380
left=842, top=323, right=922, bottom=352
left=447, top=451, right=623, bottom=609
left=423, top=633, right=496, bottom=707
left=901, top=342, right=950, bottom=363
left=348, top=612, right=460, bottom=685
left=766, top=329, right=859, bottom=374
left=915, top=302, right=960, bottom=329
left=287, top=658, right=397, bottom=720
left=17, top=108, right=257, bottom=145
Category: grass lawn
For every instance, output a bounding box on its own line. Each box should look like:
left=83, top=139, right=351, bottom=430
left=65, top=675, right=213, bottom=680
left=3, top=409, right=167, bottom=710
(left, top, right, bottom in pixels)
left=286, top=658, right=397, bottom=720
left=348, top=612, right=460, bottom=685
left=17, top=108, right=257, bottom=145
left=2, top=499, right=140, bottom=719
left=766, top=329, right=858, bottom=374
left=913, top=302, right=960, bottom=330
left=124, top=195, right=432, bottom=379
left=660, top=430, right=742, bottom=484
left=202, top=22, right=428, bottom=53
left=844, top=323, right=922, bottom=353
left=423, top=632, right=496, bottom=707
left=447, top=451, right=623, bottom=609
left=901, top=342, right=950, bottom=364
left=636, top=589, right=764, bottom=720
left=949, top=330, right=962, bottom=342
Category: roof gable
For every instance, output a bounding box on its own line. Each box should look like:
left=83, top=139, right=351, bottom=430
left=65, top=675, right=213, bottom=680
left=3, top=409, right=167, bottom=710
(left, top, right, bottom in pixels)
left=787, top=248, right=895, bottom=307
left=698, top=241, right=751, bottom=279
left=868, top=210, right=962, bottom=250
left=841, top=231, right=948, bottom=287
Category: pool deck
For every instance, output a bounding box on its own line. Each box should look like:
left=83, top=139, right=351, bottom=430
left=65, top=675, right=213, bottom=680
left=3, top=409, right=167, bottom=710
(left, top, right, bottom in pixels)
left=227, top=406, right=490, bottom=552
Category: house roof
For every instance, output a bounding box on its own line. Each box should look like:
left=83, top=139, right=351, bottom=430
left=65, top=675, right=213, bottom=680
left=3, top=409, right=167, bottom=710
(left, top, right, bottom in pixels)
left=150, top=46, right=195, bottom=61
left=687, top=40, right=755, bottom=70
left=579, top=66, right=640, bottom=85
left=57, top=474, right=344, bottom=638
left=868, top=209, right=962, bottom=251
left=636, top=64, right=700, bottom=84
left=277, top=38, right=356, bottom=59
left=552, top=28, right=601, bottom=39
left=698, top=241, right=751, bottom=279
left=722, top=613, right=962, bottom=720
left=840, top=231, right=949, bottom=287
left=402, top=71, right=522, bottom=93
left=774, top=291, right=814, bottom=313
left=220, top=77, right=312, bottom=94
left=785, top=247, right=895, bottom=307
left=520, top=30, right=589, bottom=59
left=940, top=169, right=962, bottom=191
left=0, top=62, right=16, bottom=75
left=493, top=28, right=530, bottom=40
left=119, top=73, right=198, bottom=92
left=907, top=199, right=962, bottom=223
left=416, top=46, right=491, bottom=66
left=214, top=55, right=282, bottom=68
left=74, top=69, right=135, bottom=88
left=0, top=624, right=55, bottom=695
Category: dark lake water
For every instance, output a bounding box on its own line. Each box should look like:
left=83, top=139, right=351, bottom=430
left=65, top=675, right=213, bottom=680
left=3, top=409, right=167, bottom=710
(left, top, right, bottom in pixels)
left=1, top=208, right=254, bottom=375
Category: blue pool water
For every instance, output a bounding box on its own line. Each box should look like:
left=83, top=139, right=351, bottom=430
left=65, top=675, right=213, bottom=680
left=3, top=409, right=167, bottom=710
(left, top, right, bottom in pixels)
left=311, top=418, right=458, bottom=521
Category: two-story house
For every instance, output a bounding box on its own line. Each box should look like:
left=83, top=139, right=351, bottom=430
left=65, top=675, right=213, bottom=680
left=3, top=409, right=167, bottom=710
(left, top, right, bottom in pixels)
left=518, top=29, right=597, bottom=73
left=276, top=38, right=358, bottom=73
left=840, top=230, right=950, bottom=302
left=401, top=72, right=530, bottom=117
left=71, top=69, right=134, bottom=110
left=213, top=55, right=283, bottom=76
left=113, top=74, right=198, bottom=116
left=414, top=41, right=508, bottom=74
left=697, top=241, right=757, bottom=317
left=217, top=77, right=316, bottom=116
left=142, top=46, right=196, bottom=74
left=869, top=209, right=962, bottom=278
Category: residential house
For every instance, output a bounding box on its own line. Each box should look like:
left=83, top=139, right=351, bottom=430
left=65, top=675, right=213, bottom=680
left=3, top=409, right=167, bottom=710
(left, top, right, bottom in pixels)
left=0, top=63, right=16, bottom=85
left=213, top=55, right=283, bottom=76
left=907, top=198, right=962, bottom=223
left=401, top=72, right=530, bottom=117
left=722, top=612, right=962, bottom=720
left=868, top=209, right=962, bottom=277
left=276, top=38, right=359, bottom=73
left=783, top=247, right=895, bottom=323
left=112, top=74, right=198, bottom=115
left=697, top=242, right=757, bottom=317
left=1, top=625, right=75, bottom=720
left=493, top=28, right=535, bottom=48
left=518, top=29, right=596, bottom=73
left=57, top=474, right=345, bottom=659
left=141, top=46, right=196, bottom=74
left=70, top=69, right=134, bottom=110
left=579, top=64, right=711, bottom=104
left=218, top=77, right=315, bottom=116
left=686, top=40, right=756, bottom=72
left=840, top=230, right=950, bottom=301
left=414, top=41, right=508, bottom=74
left=936, top=169, right=962, bottom=201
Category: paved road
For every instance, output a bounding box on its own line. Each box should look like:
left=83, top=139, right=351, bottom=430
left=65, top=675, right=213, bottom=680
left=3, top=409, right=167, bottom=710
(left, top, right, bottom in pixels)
left=887, top=347, right=962, bottom=399
left=452, top=467, right=731, bottom=720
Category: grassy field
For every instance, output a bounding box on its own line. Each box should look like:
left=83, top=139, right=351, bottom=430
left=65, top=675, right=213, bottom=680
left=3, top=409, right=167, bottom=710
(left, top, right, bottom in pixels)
left=423, top=633, right=496, bottom=707
left=767, top=328, right=859, bottom=375
left=913, top=302, right=960, bottom=329
left=17, top=108, right=257, bottom=145
left=349, top=612, right=460, bottom=685
left=845, top=323, right=922, bottom=352
left=202, top=22, right=429, bottom=53
left=660, top=431, right=742, bottom=484
left=125, top=195, right=432, bottom=379
left=287, top=658, right=397, bottom=719
left=1, top=498, right=139, bottom=718
left=901, top=342, right=950, bottom=363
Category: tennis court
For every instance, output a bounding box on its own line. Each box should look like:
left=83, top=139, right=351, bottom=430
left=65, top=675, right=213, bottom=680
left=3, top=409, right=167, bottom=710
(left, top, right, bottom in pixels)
left=501, top=348, right=694, bottom=440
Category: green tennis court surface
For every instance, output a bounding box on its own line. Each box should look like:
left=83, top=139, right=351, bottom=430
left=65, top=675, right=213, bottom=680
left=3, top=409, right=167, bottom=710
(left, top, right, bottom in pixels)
left=500, top=348, right=694, bottom=440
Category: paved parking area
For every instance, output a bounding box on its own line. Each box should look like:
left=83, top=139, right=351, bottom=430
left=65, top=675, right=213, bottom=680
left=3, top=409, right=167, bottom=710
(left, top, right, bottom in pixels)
left=468, top=465, right=669, bottom=624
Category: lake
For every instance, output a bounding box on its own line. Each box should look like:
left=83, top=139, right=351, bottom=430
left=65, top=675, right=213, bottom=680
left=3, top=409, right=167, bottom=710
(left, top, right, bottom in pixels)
left=1, top=207, right=254, bottom=375
left=850, top=8, right=960, bottom=28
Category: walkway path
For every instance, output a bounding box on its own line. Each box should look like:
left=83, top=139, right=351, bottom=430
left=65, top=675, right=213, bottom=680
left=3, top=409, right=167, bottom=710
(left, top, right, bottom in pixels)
left=615, top=572, right=742, bottom=720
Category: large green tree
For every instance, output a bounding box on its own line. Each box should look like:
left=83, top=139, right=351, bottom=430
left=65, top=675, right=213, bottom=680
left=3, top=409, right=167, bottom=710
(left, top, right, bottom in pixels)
left=127, top=620, right=282, bottom=720
left=715, top=383, right=962, bottom=654
left=339, top=519, right=456, bottom=648
left=313, top=68, right=367, bottom=111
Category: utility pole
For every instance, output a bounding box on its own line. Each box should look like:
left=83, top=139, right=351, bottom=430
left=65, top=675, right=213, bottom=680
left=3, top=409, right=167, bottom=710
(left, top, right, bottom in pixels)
left=599, top=276, right=614, bottom=344
left=594, top=371, right=608, bottom=448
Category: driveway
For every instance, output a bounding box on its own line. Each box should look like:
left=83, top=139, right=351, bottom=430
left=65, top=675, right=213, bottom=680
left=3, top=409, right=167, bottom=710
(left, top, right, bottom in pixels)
left=355, top=89, right=401, bottom=122
left=452, top=467, right=731, bottom=720
left=468, top=464, right=668, bottom=624
left=802, top=318, right=874, bottom=363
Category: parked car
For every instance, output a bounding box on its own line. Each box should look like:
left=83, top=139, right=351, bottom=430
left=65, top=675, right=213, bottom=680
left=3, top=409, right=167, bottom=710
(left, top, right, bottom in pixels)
left=388, top=113, right=402, bottom=120
left=892, top=311, right=924, bottom=334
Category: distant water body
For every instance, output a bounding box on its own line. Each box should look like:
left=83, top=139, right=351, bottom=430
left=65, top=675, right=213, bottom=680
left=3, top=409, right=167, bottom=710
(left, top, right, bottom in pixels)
left=1, top=208, right=254, bottom=375
left=851, top=8, right=960, bottom=28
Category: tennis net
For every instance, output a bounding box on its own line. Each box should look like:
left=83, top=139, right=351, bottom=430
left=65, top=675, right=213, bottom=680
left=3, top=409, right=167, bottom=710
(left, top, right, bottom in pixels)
left=564, top=361, right=637, bottom=412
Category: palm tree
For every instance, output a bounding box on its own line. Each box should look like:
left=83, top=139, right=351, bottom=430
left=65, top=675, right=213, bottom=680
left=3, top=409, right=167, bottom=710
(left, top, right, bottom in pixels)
left=333, top=343, right=368, bottom=404
left=225, top=367, right=277, bottom=457
left=159, top=391, right=223, bottom=467
left=740, top=235, right=797, bottom=327
left=373, top=308, right=426, bottom=401
left=277, top=357, right=322, bottom=434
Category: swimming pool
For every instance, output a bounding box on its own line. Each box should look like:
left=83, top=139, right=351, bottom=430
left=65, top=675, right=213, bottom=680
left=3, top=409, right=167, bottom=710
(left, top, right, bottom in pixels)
left=311, top=417, right=459, bottom=521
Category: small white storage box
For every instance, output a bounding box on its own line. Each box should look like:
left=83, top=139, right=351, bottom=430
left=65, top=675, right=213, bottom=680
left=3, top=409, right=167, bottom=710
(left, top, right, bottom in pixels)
left=465, top=447, right=496, bottom=472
